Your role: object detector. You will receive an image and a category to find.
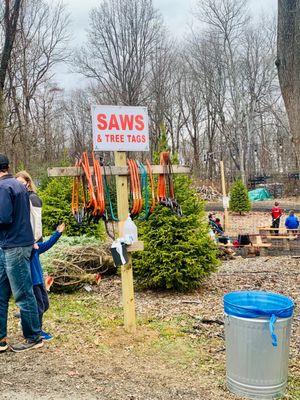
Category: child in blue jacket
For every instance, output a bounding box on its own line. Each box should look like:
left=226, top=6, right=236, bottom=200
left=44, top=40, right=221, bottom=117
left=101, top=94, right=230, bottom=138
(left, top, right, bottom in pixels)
left=285, top=210, right=299, bottom=231
left=31, top=223, right=65, bottom=340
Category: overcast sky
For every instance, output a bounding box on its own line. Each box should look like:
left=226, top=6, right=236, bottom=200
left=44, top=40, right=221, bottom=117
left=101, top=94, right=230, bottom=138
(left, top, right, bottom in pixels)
left=52, top=0, right=277, bottom=91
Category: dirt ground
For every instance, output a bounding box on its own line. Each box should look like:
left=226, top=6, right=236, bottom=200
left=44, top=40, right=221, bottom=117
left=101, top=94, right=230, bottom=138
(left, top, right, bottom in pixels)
left=210, top=210, right=272, bottom=235
left=208, top=209, right=299, bottom=236
left=0, top=212, right=299, bottom=400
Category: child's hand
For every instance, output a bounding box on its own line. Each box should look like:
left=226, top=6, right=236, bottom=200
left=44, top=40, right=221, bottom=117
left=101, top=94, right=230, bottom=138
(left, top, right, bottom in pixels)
left=33, top=243, right=39, bottom=250
left=57, top=223, right=65, bottom=233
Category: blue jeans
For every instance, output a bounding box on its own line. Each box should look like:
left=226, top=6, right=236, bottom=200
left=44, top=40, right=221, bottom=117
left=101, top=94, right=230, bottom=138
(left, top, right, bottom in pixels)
left=0, top=246, right=41, bottom=341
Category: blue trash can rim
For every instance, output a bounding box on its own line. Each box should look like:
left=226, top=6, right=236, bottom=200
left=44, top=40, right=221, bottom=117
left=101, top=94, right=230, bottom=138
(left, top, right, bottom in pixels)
left=223, top=291, right=294, bottom=319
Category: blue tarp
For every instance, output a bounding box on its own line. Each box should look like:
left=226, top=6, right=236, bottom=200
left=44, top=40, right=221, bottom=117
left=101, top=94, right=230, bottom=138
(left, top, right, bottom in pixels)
left=248, top=188, right=272, bottom=202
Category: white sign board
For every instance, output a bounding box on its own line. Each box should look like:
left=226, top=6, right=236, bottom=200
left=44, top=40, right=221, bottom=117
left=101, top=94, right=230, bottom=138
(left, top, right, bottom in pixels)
left=91, top=105, right=149, bottom=152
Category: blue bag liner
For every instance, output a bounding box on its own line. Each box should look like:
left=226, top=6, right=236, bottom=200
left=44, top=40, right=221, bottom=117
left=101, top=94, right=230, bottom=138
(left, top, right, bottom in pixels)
left=224, top=291, right=294, bottom=347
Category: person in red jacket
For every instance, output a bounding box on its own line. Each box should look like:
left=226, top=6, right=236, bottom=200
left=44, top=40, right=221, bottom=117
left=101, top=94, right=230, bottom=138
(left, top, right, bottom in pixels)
left=271, top=201, right=284, bottom=234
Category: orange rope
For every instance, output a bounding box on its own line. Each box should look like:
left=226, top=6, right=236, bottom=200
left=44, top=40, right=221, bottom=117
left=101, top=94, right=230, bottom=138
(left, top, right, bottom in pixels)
left=72, top=152, right=107, bottom=222
left=127, top=159, right=136, bottom=215
left=92, top=152, right=105, bottom=216
left=157, top=151, right=169, bottom=202
left=81, top=152, right=97, bottom=214
left=132, top=159, right=143, bottom=214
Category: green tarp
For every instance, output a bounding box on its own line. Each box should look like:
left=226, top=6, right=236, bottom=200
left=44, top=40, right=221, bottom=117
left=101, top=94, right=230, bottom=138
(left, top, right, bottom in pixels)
left=248, top=188, right=272, bottom=202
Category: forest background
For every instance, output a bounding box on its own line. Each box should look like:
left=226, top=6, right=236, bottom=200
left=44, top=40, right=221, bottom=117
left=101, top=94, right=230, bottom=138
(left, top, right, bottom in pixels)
left=0, top=0, right=292, bottom=186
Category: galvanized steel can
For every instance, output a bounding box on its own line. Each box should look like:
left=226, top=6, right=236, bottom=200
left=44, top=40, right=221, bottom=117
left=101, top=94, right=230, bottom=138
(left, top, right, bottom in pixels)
left=224, top=314, right=293, bottom=399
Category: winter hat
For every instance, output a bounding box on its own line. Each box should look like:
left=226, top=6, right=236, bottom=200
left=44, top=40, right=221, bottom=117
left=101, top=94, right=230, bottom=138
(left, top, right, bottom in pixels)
left=0, top=154, right=9, bottom=169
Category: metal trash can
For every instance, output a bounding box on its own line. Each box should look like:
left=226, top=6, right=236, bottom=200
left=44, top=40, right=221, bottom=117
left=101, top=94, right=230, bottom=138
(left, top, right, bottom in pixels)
left=224, top=291, right=294, bottom=399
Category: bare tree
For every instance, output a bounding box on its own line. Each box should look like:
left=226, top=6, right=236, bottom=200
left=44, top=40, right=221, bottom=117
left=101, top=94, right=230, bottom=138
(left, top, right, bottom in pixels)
left=0, top=0, right=22, bottom=145
left=175, top=58, right=205, bottom=175
left=195, top=0, right=250, bottom=183
left=4, top=0, right=70, bottom=166
left=185, top=32, right=226, bottom=179
left=64, top=89, right=93, bottom=156
left=76, top=0, right=164, bottom=106
left=277, top=0, right=300, bottom=166
left=0, top=0, right=22, bottom=90
left=146, top=40, right=180, bottom=153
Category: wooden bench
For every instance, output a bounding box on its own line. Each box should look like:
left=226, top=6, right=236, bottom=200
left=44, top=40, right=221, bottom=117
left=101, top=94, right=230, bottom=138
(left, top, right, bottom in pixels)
left=258, top=227, right=300, bottom=235
left=266, top=235, right=298, bottom=240
left=250, top=235, right=270, bottom=246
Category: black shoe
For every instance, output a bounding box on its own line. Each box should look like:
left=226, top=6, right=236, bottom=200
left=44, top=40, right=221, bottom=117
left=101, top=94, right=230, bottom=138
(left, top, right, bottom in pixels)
left=0, top=340, right=8, bottom=353
left=10, top=338, right=44, bottom=353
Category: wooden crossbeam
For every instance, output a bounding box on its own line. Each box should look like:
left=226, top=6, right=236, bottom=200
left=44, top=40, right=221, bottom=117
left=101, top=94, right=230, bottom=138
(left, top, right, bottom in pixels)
left=259, top=227, right=300, bottom=233
left=47, top=165, right=190, bottom=177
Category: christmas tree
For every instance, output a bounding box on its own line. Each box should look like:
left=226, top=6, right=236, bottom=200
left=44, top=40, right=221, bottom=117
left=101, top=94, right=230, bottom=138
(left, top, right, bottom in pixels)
left=133, top=127, right=218, bottom=291
left=229, top=179, right=251, bottom=215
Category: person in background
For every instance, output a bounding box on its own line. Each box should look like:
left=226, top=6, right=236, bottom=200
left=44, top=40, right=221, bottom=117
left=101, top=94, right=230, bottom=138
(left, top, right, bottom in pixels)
left=0, top=154, right=42, bottom=353
left=271, top=201, right=284, bottom=234
left=31, top=223, right=65, bottom=341
left=208, top=213, right=224, bottom=236
left=208, top=212, right=215, bottom=225
left=13, top=171, right=43, bottom=322
left=16, top=171, right=42, bottom=242
left=285, top=210, right=299, bottom=233
left=208, top=228, right=216, bottom=242
left=215, top=218, right=224, bottom=234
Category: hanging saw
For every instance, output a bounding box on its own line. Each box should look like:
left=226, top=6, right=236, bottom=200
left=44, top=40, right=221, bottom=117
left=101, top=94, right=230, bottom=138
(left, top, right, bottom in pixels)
left=157, top=151, right=182, bottom=216
left=80, top=151, right=98, bottom=219
left=128, top=159, right=143, bottom=217
left=137, top=161, right=150, bottom=220
left=71, top=160, right=86, bottom=224
left=92, top=152, right=105, bottom=218
left=72, top=152, right=106, bottom=224
left=146, top=159, right=156, bottom=214
left=102, top=161, right=118, bottom=222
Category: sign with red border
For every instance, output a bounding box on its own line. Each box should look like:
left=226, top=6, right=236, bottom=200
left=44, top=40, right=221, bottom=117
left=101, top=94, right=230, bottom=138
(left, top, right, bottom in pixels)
left=91, top=105, right=149, bottom=152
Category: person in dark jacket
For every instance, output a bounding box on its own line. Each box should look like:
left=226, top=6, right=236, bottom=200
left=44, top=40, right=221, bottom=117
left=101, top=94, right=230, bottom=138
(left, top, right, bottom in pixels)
left=285, top=210, right=299, bottom=232
left=215, top=218, right=224, bottom=234
left=0, top=154, right=42, bottom=353
left=31, top=223, right=65, bottom=341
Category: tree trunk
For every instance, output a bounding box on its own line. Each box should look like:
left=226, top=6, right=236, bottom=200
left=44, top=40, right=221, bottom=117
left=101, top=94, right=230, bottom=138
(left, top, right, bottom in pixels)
left=238, top=133, right=246, bottom=185
left=0, top=0, right=22, bottom=144
left=277, top=0, right=300, bottom=156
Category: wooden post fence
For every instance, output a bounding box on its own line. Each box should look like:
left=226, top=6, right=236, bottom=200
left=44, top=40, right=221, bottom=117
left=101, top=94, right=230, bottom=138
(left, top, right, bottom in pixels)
left=220, top=160, right=230, bottom=231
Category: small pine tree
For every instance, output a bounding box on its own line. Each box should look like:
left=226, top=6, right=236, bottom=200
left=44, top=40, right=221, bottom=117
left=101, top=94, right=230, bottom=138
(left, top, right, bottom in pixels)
left=229, top=179, right=251, bottom=215
left=39, top=177, right=106, bottom=239
left=133, top=175, right=219, bottom=292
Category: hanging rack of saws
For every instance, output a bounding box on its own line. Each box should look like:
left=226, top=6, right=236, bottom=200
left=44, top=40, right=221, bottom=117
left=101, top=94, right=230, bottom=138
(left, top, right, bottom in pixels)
left=48, top=102, right=189, bottom=334
left=70, top=151, right=183, bottom=231
left=48, top=151, right=189, bottom=333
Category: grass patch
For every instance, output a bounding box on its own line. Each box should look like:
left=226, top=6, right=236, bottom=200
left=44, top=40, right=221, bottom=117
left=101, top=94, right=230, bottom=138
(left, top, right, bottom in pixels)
left=44, top=293, right=124, bottom=348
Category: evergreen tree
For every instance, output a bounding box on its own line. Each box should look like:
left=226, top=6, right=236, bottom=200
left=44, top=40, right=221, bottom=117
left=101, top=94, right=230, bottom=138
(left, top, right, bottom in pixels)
left=229, top=179, right=251, bottom=215
left=133, top=175, right=219, bottom=292
left=39, top=177, right=106, bottom=238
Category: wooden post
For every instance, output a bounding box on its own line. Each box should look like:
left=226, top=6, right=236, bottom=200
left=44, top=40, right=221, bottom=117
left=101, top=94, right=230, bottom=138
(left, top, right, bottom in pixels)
left=114, top=151, right=136, bottom=333
left=220, top=160, right=229, bottom=231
